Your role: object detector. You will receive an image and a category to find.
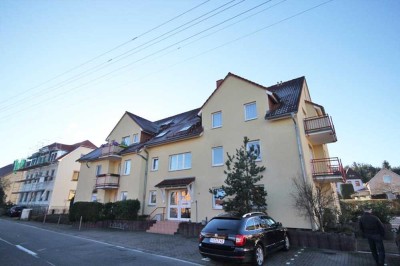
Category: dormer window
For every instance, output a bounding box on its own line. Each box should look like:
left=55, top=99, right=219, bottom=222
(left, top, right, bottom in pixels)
left=156, top=131, right=168, bottom=138
left=122, top=136, right=130, bottom=146
left=133, top=133, right=139, bottom=143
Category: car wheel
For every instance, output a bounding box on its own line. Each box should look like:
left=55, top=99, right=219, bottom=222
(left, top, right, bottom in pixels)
left=253, top=244, right=264, bottom=266
left=283, top=235, right=290, bottom=251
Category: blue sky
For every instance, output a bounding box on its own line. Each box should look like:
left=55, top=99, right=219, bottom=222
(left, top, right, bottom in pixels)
left=0, top=0, right=399, bottom=168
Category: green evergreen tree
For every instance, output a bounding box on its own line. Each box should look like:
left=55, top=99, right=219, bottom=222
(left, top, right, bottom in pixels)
left=211, top=137, right=267, bottom=215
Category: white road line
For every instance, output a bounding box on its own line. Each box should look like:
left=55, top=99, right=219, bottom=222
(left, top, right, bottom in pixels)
left=10, top=221, right=203, bottom=266
left=16, top=244, right=38, bottom=257
left=0, top=237, right=14, bottom=245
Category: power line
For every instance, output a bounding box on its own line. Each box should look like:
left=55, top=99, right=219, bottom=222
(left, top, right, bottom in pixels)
left=0, top=0, right=240, bottom=112
left=0, top=0, right=211, bottom=106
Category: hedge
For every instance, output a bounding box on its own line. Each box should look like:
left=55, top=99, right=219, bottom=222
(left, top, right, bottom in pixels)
left=69, top=199, right=140, bottom=222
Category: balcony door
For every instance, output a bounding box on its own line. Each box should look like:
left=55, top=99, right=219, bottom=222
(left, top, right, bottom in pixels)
left=168, top=189, right=191, bottom=221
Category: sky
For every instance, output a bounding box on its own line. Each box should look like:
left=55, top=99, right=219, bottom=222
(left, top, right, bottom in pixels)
left=0, top=0, right=399, bottom=169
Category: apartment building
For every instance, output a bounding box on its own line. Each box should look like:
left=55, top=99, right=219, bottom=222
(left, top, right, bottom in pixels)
left=0, top=163, right=23, bottom=204
left=75, top=73, right=345, bottom=230
left=14, top=140, right=96, bottom=213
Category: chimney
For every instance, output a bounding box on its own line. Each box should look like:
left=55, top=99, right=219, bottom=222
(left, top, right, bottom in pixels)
left=216, top=79, right=224, bottom=88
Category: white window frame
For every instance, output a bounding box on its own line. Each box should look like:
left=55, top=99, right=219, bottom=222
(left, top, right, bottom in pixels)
left=149, top=190, right=157, bottom=205
left=91, top=193, right=97, bottom=202
left=212, top=146, right=224, bottom=166
left=246, top=140, right=261, bottom=161
left=169, top=152, right=192, bottom=171
left=133, top=133, right=139, bottom=143
left=96, top=165, right=102, bottom=176
left=244, top=102, right=257, bottom=121
left=122, top=136, right=130, bottom=146
left=212, top=111, right=222, bottom=128
left=123, top=160, right=131, bottom=175
left=212, top=188, right=225, bottom=210
left=151, top=157, right=159, bottom=171
left=121, top=191, right=128, bottom=201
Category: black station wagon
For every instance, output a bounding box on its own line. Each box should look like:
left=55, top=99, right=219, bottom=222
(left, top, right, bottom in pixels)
left=199, top=212, right=289, bottom=265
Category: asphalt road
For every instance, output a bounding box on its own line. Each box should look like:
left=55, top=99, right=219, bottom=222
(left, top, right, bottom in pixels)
left=0, top=219, right=199, bottom=266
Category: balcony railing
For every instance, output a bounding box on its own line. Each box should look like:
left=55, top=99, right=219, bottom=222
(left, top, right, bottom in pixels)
left=311, top=157, right=346, bottom=183
left=304, top=115, right=337, bottom=145
left=100, top=145, right=123, bottom=159
left=95, top=173, right=120, bottom=189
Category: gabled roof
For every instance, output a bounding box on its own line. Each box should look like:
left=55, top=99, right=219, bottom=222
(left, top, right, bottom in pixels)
left=265, top=76, right=305, bottom=120
left=346, top=168, right=363, bottom=180
left=126, top=112, right=159, bottom=134
left=200, top=72, right=269, bottom=113
left=57, top=140, right=97, bottom=161
left=0, top=163, right=14, bottom=178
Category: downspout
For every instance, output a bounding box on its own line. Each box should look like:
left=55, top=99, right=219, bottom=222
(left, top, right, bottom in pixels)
left=137, top=148, right=149, bottom=216
left=291, top=113, right=307, bottom=183
left=291, top=113, right=315, bottom=230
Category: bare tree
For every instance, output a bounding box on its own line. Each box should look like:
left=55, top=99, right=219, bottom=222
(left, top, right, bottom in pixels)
left=291, top=177, right=338, bottom=232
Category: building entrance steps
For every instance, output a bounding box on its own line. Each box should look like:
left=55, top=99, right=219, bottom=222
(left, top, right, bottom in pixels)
left=146, top=220, right=181, bottom=235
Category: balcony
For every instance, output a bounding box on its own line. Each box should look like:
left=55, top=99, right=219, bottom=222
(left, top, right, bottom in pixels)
left=95, top=173, right=120, bottom=189
left=311, top=157, right=346, bottom=183
left=100, top=144, right=123, bottom=160
left=304, top=115, right=337, bottom=145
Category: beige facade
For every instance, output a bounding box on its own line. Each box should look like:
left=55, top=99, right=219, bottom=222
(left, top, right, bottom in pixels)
left=75, top=73, right=344, bottom=230
left=0, top=164, right=23, bottom=204
left=14, top=141, right=96, bottom=213
left=367, top=168, right=400, bottom=199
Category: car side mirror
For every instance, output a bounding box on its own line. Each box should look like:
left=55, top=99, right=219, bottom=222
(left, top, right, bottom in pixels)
left=276, top=222, right=282, bottom=227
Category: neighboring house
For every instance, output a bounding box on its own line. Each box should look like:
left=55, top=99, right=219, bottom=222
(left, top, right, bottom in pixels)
left=0, top=163, right=23, bottom=204
left=337, top=168, right=365, bottom=195
left=13, top=140, right=97, bottom=214
left=75, top=73, right=345, bottom=230
left=367, top=168, right=400, bottom=199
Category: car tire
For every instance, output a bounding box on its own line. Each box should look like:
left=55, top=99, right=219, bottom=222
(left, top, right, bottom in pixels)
left=283, top=235, right=290, bottom=251
left=253, top=244, right=264, bottom=266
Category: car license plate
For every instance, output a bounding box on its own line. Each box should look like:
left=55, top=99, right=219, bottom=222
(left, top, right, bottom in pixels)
left=210, top=238, right=224, bottom=244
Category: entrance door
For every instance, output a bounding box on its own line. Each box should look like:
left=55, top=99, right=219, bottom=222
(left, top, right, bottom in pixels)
left=168, top=189, right=191, bottom=221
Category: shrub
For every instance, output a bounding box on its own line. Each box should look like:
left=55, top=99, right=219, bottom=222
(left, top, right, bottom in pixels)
left=69, top=202, right=103, bottom=222
left=339, top=200, right=395, bottom=224
left=114, top=199, right=140, bottom=220
left=340, top=183, right=354, bottom=199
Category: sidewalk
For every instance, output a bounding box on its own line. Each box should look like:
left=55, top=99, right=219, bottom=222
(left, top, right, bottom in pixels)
left=11, top=219, right=400, bottom=265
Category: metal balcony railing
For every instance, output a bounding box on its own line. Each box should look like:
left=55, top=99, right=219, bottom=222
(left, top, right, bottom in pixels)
left=100, top=145, right=123, bottom=158
left=311, top=157, right=346, bottom=182
left=304, top=115, right=337, bottom=144
left=95, top=173, right=120, bottom=189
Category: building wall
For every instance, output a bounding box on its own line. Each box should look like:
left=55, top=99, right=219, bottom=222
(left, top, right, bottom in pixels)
left=107, top=114, right=143, bottom=145
left=50, top=147, right=94, bottom=211
left=2, top=171, right=23, bottom=204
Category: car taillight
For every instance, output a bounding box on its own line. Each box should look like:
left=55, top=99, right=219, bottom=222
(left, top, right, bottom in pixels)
left=235, top=235, right=246, bottom=246
left=199, top=233, right=204, bottom=242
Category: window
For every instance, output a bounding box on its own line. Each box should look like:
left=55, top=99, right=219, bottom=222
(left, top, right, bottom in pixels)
left=179, top=125, right=191, bottom=132
left=355, top=181, right=361, bottom=186
left=91, top=193, right=97, bottom=202
left=169, top=152, right=192, bottom=171
left=121, top=191, right=128, bottom=201
left=49, top=152, right=57, bottom=162
left=123, top=160, right=131, bottom=175
left=212, top=188, right=225, bottom=209
left=244, top=102, right=257, bottom=121
left=133, top=133, right=139, bottom=143
left=383, top=175, right=392, bottom=184
left=151, top=158, right=159, bottom=171
left=246, top=140, right=261, bottom=161
left=212, top=147, right=224, bottom=166
left=45, top=191, right=50, bottom=201
left=149, top=191, right=156, bottom=205
left=96, top=165, right=102, bottom=176
left=212, top=111, right=222, bottom=128
left=72, top=171, right=79, bottom=181
left=122, top=136, right=130, bottom=146
left=68, top=190, right=75, bottom=201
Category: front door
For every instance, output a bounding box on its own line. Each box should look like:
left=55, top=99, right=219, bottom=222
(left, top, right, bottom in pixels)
left=168, top=189, right=191, bottom=221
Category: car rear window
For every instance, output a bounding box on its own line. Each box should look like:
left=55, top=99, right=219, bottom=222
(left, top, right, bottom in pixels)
left=203, top=218, right=242, bottom=233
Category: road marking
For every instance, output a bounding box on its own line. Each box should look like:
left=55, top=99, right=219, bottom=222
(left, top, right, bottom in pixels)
left=0, top=237, right=14, bottom=245
left=16, top=245, right=38, bottom=257
left=13, top=222, right=203, bottom=266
